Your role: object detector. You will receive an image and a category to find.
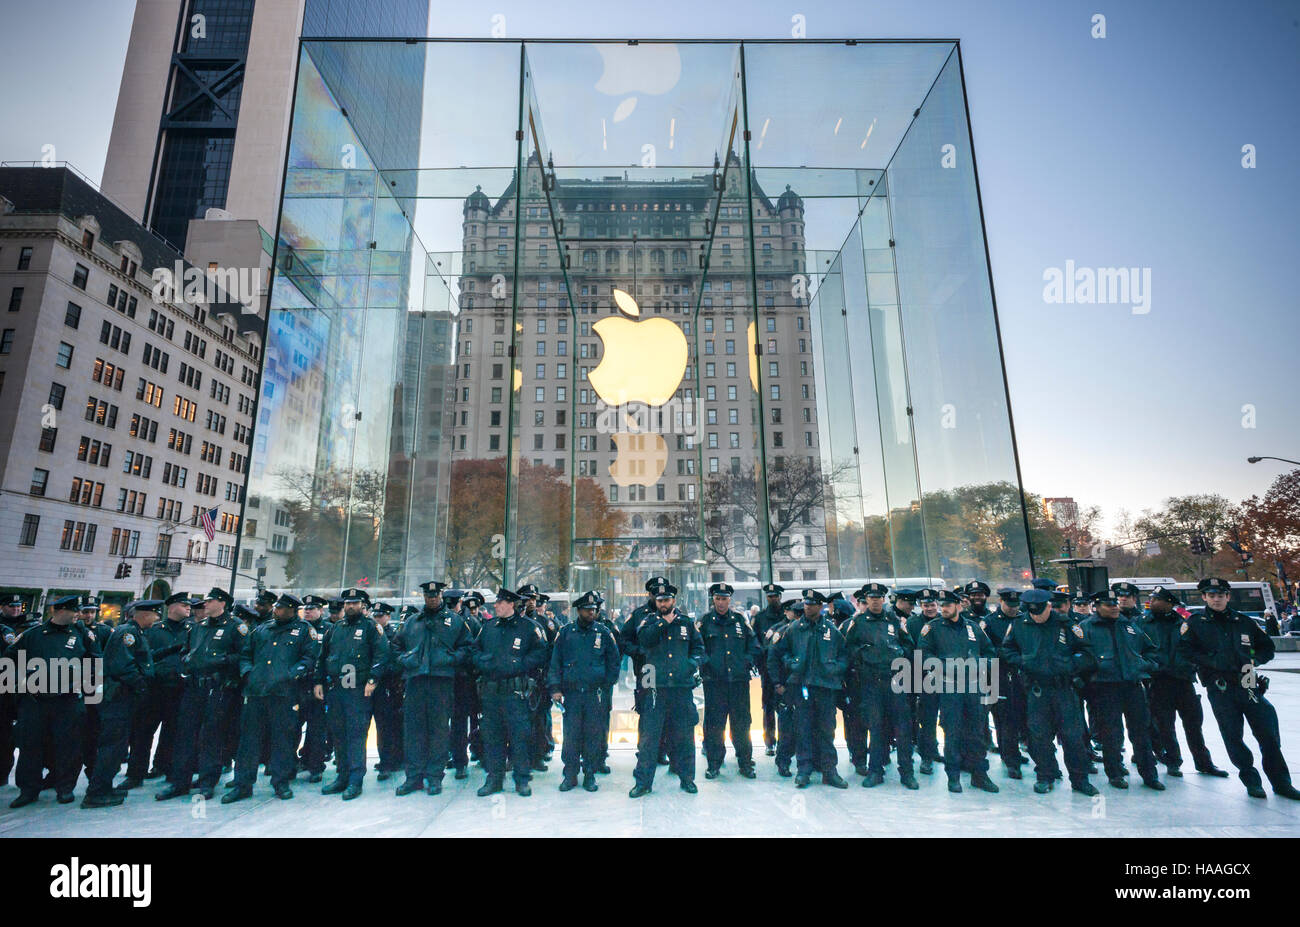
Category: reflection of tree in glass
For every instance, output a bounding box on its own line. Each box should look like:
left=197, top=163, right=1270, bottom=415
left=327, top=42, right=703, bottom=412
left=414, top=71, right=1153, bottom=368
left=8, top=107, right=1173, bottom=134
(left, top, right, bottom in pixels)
left=445, top=458, right=628, bottom=590
left=274, top=465, right=392, bottom=593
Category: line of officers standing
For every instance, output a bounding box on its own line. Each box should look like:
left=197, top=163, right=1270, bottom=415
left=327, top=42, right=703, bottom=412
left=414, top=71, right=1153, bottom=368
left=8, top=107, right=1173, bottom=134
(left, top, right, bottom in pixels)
left=2, top=571, right=1297, bottom=808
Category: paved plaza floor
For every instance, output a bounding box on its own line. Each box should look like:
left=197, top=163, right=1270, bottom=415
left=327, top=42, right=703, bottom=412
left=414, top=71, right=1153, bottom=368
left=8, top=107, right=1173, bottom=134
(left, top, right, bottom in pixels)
left=5, top=654, right=1300, bottom=838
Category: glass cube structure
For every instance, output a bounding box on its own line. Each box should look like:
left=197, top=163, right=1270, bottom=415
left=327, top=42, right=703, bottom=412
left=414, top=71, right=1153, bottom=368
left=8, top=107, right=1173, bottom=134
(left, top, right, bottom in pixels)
left=244, top=38, right=1033, bottom=613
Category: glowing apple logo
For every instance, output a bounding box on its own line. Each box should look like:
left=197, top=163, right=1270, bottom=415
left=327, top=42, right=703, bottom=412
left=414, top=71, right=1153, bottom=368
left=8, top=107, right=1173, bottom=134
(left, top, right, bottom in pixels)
left=588, top=288, right=688, bottom=407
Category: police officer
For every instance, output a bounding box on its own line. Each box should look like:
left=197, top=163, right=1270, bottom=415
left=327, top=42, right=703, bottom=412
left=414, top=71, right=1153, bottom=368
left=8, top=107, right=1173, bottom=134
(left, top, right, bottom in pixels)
left=9, top=595, right=100, bottom=808
left=1177, top=577, right=1300, bottom=799
left=447, top=589, right=481, bottom=779
left=78, top=596, right=112, bottom=783
left=122, top=591, right=190, bottom=787
left=769, top=590, right=850, bottom=789
left=697, top=582, right=760, bottom=780
left=253, top=589, right=277, bottom=625
left=395, top=581, right=472, bottom=796
left=919, top=589, right=1000, bottom=793
left=372, top=602, right=405, bottom=780
left=827, top=593, right=865, bottom=775
left=0, top=601, right=18, bottom=786
left=315, top=588, right=389, bottom=799
left=155, top=589, right=249, bottom=800
left=909, top=588, right=942, bottom=774
left=590, top=592, right=620, bottom=775
left=520, top=584, right=559, bottom=769
left=753, top=582, right=786, bottom=756
left=629, top=582, right=703, bottom=798
left=473, top=588, right=548, bottom=797
left=980, top=587, right=1029, bottom=778
left=223, top=593, right=318, bottom=803
left=765, top=599, right=802, bottom=777
left=1079, top=589, right=1164, bottom=791
left=83, top=599, right=158, bottom=808
left=548, top=591, right=620, bottom=792
left=1001, top=589, right=1099, bottom=795
left=1139, top=584, right=1227, bottom=778
left=623, top=576, right=671, bottom=765
left=843, top=583, right=918, bottom=790
left=461, top=592, right=486, bottom=768
left=296, top=594, right=332, bottom=783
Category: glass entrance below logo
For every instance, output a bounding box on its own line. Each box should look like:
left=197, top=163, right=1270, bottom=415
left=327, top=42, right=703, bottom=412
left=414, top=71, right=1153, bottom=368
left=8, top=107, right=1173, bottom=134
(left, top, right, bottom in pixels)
left=239, top=38, right=1033, bottom=603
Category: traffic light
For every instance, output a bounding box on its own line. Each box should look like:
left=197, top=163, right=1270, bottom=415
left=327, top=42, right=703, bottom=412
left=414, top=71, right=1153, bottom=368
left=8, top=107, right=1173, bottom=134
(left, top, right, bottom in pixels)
left=114, top=561, right=132, bottom=579
left=1189, top=533, right=1213, bottom=556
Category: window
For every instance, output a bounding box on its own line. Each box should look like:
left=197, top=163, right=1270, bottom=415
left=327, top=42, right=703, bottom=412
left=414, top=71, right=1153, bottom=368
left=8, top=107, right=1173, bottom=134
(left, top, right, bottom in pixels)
left=19, top=514, right=41, bottom=546
left=7, top=287, right=23, bottom=312
left=55, top=342, right=74, bottom=367
left=38, top=427, right=57, bottom=452
left=72, top=264, right=88, bottom=290
left=0, top=329, right=12, bottom=353
left=17, top=247, right=33, bottom=270
left=30, top=469, right=48, bottom=496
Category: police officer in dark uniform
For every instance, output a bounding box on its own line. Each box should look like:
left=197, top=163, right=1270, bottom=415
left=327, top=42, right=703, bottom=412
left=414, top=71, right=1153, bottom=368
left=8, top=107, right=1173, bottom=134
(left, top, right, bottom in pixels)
left=395, top=581, right=472, bottom=796
left=752, top=582, right=786, bottom=756
left=827, top=593, right=865, bottom=774
left=843, top=583, right=918, bottom=789
left=548, top=591, right=620, bottom=792
left=590, top=592, right=619, bottom=774
left=769, top=590, right=850, bottom=789
left=622, top=576, right=671, bottom=765
left=461, top=593, right=486, bottom=768
left=629, top=582, right=703, bottom=797
left=156, top=589, right=249, bottom=800
left=294, top=594, right=332, bottom=783
left=253, top=589, right=277, bottom=626
left=372, top=603, right=404, bottom=780
left=697, top=582, right=760, bottom=780
left=1079, top=589, right=1164, bottom=791
left=83, top=599, right=158, bottom=808
left=473, top=588, right=548, bottom=796
left=980, top=587, right=1029, bottom=778
left=0, top=594, right=33, bottom=786
left=122, top=591, right=190, bottom=787
left=1001, top=589, right=1099, bottom=795
left=1139, top=584, right=1227, bottom=778
left=909, top=589, right=942, bottom=774
left=1177, top=577, right=1300, bottom=799
left=222, top=593, right=318, bottom=803
left=8, top=595, right=100, bottom=808
left=445, top=588, right=476, bottom=779
left=765, top=599, right=801, bottom=776
left=315, top=588, right=389, bottom=799
left=919, top=589, right=1000, bottom=793
left=520, top=584, right=559, bottom=769
left=77, top=596, right=113, bottom=784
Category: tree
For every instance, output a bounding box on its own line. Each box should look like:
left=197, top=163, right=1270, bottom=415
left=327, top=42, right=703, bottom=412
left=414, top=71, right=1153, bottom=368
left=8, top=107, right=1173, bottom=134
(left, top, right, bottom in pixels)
left=1235, top=468, right=1300, bottom=598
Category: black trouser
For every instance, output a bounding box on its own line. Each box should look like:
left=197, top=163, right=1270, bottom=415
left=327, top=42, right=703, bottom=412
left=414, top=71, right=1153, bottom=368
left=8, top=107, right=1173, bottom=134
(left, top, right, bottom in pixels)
left=169, top=681, right=239, bottom=790
left=326, top=685, right=372, bottom=787
left=597, top=685, right=614, bottom=763
left=793, top=685, right=839, bottom=776
left=298, top=686, right=328, bottom=774
left=15, top=696, right=83, bottom=795
left=758, top=667, right=777, bottom=748
left=989, top=671, right=1028, bottom=767
left=372, top=679, right=403, bottom=771
left=860, top=675, right=913, bottom=777
left=1025, top=678, right=1091, bottom=785
left=841, top=687, right=865, bottom=766
left=128, top=681, right=180, bottom=779
left=775, top=691, right=797, bottom=768
left=87, top=691, right=136, bottom=796
left=450, top=672, right=478, bottom=770
left=81, top=700, right=101, bottom=778
left=914, top=691, right=941, bottom=762
left=702, top=678, right=753, bottom=771
left=938, top=692, right=989, bottom=781
left=633, top=679, right=672, bottom=760
left=532, top=678, right=554, bottom=760
left=402, top=675, right=454, bottom=784
left=0, top=693, right=16, bottom=784
left=559, top=686, right=605, bottom=778
left=1085, top=681, right=1157, bottom=782
left=480, top=682, right=534, bottom=787
left=633, top=687, right=697, bottom=788
left=232, top=692, right=299, bottom=789
left=1205, top=684, right=1292, bottom=791
left=1148, top=676, right=1213, bottom=770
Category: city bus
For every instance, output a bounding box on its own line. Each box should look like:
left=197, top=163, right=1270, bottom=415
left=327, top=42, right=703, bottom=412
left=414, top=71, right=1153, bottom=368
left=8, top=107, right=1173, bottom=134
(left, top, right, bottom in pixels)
left=1111, top=577, right=1277, bottom=625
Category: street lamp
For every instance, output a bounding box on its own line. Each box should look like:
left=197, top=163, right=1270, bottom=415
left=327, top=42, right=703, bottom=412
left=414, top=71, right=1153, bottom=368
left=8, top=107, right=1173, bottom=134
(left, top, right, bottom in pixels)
left=1247, top=456, right=1300, bottom=467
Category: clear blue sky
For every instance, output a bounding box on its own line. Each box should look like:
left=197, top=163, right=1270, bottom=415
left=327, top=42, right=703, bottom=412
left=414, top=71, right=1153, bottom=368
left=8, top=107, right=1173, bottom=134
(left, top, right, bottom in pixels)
left=2, top=0, right=1297, bottom=536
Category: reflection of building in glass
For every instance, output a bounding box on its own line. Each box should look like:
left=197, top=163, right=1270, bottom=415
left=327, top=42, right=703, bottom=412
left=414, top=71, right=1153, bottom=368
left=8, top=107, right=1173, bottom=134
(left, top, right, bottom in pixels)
left=452, top=157, right=828, bottom=589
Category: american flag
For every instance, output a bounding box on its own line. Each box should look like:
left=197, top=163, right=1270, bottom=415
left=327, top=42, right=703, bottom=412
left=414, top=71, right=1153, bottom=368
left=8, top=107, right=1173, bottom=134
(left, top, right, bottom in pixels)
left=200, top=506, right=219, bottom=541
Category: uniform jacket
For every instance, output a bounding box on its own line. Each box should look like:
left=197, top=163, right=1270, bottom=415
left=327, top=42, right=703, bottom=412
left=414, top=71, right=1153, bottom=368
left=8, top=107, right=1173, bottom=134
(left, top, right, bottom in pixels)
left=183, top=610, right=249, bottom=683
left=917, top=615, right=997, bottom=679
left=546, top=619, right=621, bottom=691
left=696, top=608, right=760, bottom=682
left=472, top=612, right=548, bottom=681
left=239, top=617, right=318, bottom=697
left=842, top=609, right=912, bottom=676
left=102, top=618, right=155, bottom=702
left=317, top=613, right=390, bottom=687
left=12, top=620, right=100, bottom=699
left=395, top=606, right=472, bottom=679
left=1176, top=606, right=1275, bottom=688
left=752, top=604, right=786, bottom=643
left=1138, top=609, right=1197, bottom=681
left=769, top=614, right=848, bottom=691
left=147, top=617, right=193, bottom=685
left=1000, top=613, right=1092, bottom=682
left=1079, top=614, right=1157, bottom=683
left=636, top=610, right=705, bottom=689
